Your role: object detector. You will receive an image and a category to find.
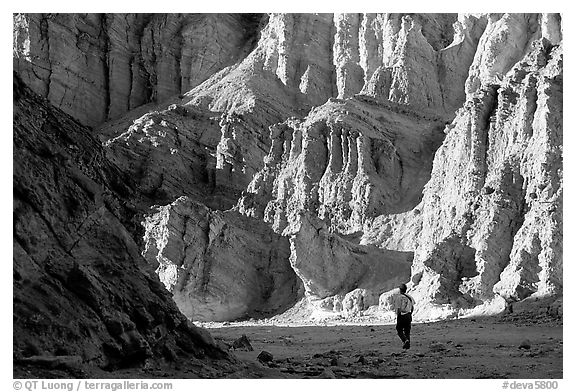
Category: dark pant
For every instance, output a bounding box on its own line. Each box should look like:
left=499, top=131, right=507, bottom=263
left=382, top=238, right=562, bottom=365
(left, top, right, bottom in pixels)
left=396, top=313, right=412, bottom=342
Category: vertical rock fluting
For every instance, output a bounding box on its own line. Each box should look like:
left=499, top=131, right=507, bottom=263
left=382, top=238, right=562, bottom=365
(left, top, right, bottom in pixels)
left=13, top=13, right=260, bottom=126
left=409, top=37, right=562, bottom=317
left=120, top=12, right=486, bottom=202
left=141, top=197, right=302, bottom=322
left=465, top=14, right=541, bottom=98
left=360, top=13, right=486, bottom=116
left=237, top=97, right=445, bottom=236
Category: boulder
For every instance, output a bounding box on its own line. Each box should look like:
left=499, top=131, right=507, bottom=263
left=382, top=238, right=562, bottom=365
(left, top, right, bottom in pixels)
left=231, top=335, right=254, bottom=352
left=519, top=340, right=531, bottom=350
left=257, top=351, right=274, bottom=363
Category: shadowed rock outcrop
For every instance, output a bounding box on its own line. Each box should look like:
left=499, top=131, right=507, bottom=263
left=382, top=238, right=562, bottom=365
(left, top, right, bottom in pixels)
left=101, top=103, right=235, bottom=210
left=13, top=75, right=236, bottom=374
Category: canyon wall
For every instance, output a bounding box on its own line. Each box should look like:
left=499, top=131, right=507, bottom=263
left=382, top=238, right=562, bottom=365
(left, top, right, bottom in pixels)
left=365, top=14, right=563, bottom=319
left=13, top=75, right=237, bottom=374
left=13, top=13, right=261, bottom=126
left=14, top=13, right=562, bottom=324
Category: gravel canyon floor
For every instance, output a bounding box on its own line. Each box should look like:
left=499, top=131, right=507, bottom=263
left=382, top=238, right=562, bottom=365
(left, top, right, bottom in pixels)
left=206, top=317, right=562, bottom=379
left=13, top=316, right=562, bottom=379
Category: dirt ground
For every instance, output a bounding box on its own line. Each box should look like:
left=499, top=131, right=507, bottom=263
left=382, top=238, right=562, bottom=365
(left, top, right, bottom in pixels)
left=14, top=315, right=562, bottom=379
left=209, top=316, right=563, bottom=379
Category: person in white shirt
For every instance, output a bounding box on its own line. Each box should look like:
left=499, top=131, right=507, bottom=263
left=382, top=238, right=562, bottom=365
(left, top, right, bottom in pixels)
left=394, top=283, right=415, bottom=349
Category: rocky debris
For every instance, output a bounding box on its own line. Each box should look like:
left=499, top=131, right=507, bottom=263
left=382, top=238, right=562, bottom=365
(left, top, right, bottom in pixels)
left=519, top=340, right=532, bottom=350
left=231, top=335, right=254, bottom=352
left=429, top=342, right=447, bottom=352
left=378, top=288, right=400, bottom=312
left=213, top=337, right=232, bottom=352
left=12, top=75, right=234, bottom=374
left=16, top=355, right=83, bottom=370
left=330, top=357, right=344, bottom=367
left=141, top=196, right=302, bottom=322
left=257, top=351, right=274, bottom=363
left=318, top=368, right=336, bottom=378
left=13, top=14, right=262, bottom=126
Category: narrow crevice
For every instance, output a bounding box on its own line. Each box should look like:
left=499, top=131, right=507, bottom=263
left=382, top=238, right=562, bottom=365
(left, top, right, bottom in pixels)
left=39, top=14, right=52, bottom=99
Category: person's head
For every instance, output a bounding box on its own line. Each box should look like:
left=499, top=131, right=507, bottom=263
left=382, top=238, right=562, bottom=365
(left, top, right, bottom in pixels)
left=399, top=284, right=407, bottom=294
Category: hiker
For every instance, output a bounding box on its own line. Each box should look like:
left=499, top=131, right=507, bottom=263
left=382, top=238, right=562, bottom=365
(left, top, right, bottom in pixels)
left=395, top=283, right=415, bottom=349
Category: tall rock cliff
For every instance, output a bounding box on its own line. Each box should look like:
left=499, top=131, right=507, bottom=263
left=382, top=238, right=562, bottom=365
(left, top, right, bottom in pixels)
left=14, top=13, right=562, bottom=325
left=364, top=14, right=563, bottom=319
left=411, top=37, right=562, bottom=318
left=13, top=13, right=261, bottom=126
left=13, top=75, right=241, bottom=376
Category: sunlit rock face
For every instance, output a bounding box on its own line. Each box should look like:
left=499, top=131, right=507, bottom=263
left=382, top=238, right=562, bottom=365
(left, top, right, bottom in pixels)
left=365, top=15, right=562, bottom=319
left=415, top=33, right=562, bottom=317
left=142, top=197, right=302, bottom=322
left=287, top=214, right=412, bottom=314
left=15, top=13, right=562, bottom=323
left=236, top=96, right=446, bottom=236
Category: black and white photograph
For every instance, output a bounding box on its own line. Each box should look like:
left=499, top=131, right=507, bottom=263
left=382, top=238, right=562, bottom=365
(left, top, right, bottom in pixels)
left=9, top=4, right=566, bottom=387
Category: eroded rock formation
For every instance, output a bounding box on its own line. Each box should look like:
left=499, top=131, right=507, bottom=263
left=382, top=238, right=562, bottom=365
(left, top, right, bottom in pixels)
left=14, top=13, right=563, bottom=327
left=412, top=38, right=562, bottom=314
left=236, top=96, right=445, bottom=235
left=141, top=197, right=302, bottom=322
left=13, top=13, right=261, bottom=126
left=365, top=15, right=563, bottom=320
left=288, top=214, right=411, bottom=314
